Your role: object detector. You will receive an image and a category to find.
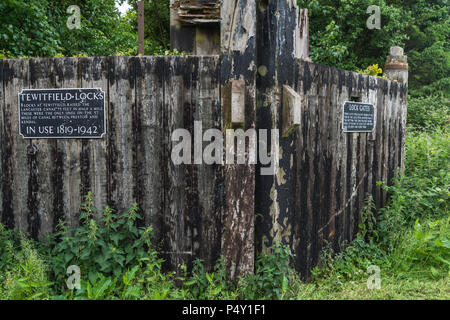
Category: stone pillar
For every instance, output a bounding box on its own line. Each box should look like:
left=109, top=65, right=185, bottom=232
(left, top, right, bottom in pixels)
left=384, top=46, right=408, bottom=85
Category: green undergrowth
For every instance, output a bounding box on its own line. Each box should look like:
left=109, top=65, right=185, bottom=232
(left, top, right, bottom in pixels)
left=0, top=97, right=448, bottom=300
left=0, top=192, right=300, bottom=300
left=292, top=122, right=449, bottom=299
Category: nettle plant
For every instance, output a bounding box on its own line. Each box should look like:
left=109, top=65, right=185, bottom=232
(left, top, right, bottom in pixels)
left=45, top=192, right=152, bottom=290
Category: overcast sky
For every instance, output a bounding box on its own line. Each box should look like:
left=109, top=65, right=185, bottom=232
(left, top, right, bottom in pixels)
left=116, top=1, right=131, bottom=15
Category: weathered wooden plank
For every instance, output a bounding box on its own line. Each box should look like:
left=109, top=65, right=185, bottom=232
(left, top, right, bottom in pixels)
left=295, top=9, right=310, bottom=60
left=255, top=0, right=301, bottom=273
left=366, top=77, right=378, bottom=202
left=337, top=72, right=349, bottom=248
left=134, top=56, right=165, bottom=244
left=356, top=132, right=366, bottom=235
left=399, top=85, right=408, bottom=173
left=107, top=56, right=136, bottom=214
left=374, top=79, right=386, bottom=208
left=170, top=0, right=221, bottom=54
left=294, top=91, right=315, bottom=275
left=394, top=82, right=405, bottom=175
left=307, top=94, right=319, bottom=270
left=349, top=78, right=360, bottom=239
left=163, top=56, right=192, bottom=270
left=314, top=92, right=330, bottom=267
left=357, top=76, right=371, bottom=228
left=390, top=84, right=399, bottom=182
left=387, top=83, right=395, bottom=188
left=28, top=58, right=56, bottom=239
left=325, top=67, right=340, bottom=250
left=293, top=61, right=308, bottom=275
left=359, top=79, right=373, bottom=235
left=79, top=57, right=109, bottom=221
left=221, top=0, right=257, bottom=280
left=52, top=58, right=82, bottom=231
left=352, top=74, right=364, bottom=238
left=344, top=75, right=355, bottom=241
left=191, top=56, right=222, bottom=270
left=381, top=82, right=391, bottom=204
left=170, top=0, right=196, bottom=53
left=165, top=54, right=223, bottom=272
left=2, top=59, right=31, bottom=232
left=317, top=92, right=331, bottom=253
left=317, top=67, right=334, bottom=250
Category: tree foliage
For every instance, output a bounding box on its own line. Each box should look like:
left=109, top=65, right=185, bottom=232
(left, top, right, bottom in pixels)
left=126, top=0, right=171, bottom=53
left=0, top=0, right=60, bottom=57
left=395, top=0, right=450, bottom=97
left=298, top=0, right=409, bottom=70
left=0, top=0, right=136, bottom=57
left=298, top=0, right=449, bottom=96
left=0, top=0, right=448, bottom=96
left=51, top=0, right=137, bottom=57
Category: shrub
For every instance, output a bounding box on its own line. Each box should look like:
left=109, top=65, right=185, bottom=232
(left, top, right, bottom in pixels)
left=43, top=192, right=153, bottom=292
left=0, top=236, right=52, bottom=300
left=0, top=224, right=22, bottom=271
left=377, top=130, right=449, bottom=247
left=181, top=258, right=237, bottom=300
left=406, top=218, right=449, bottom=278
left=240, top=244, right=295, bottom=300
left=358, top=64, right=388, bottom=79
left=407, top=96, right=450, bottom=132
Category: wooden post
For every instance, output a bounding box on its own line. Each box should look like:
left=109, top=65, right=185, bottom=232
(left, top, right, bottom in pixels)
left=296, top=9, right=311, bottom=61
left=170, top=0, right=195, bottom=53
left=138, top=1, right=145, bottom=55
left=255, top=0, right=301, bottom=260
left=170, top=0, right=220, bottom=55
left=1, top=59, right=31, bottom=232
left=220, top=0, right=257, bottom=280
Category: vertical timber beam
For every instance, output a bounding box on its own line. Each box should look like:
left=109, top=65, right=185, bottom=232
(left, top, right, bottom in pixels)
left=255, top=0, right=301, bottom=269
left=2, top=59, right=30, bottom=233
left=384, top=46, right=408, bottom=174
left=296, top=9, right=311, bottom=61
left=170, top=0, right=196, bottom=53
left=220, top=0, right=257, bottom=280
left=170, top=1, right=221, bottom=55
left=29, top=59, right=57, bottom=239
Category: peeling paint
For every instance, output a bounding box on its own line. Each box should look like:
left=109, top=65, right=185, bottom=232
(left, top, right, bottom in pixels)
left=277, top=167, right=287, bottom=185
